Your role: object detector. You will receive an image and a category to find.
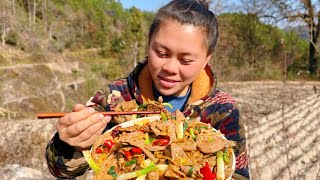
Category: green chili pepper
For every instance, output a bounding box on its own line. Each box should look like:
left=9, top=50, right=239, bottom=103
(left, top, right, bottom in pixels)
left=126, top=159, right=137, bottom=166
left=107, top=166, right=118, bottom=179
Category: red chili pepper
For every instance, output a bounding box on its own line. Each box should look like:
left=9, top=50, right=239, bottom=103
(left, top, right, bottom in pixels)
left=152, top=138, right=169, bottom=146
left=131, top=147, right=143, bottom=154
left=123, top=150, right=133, bottom=160
left=95, top=147, right=103, bottom=154
left=104, top=139, right=115, bottom=149
left=200, top=162, right=216, bottom=180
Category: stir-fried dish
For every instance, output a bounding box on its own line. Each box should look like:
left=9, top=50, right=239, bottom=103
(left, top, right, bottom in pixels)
left=83, top=100, right=236, bottom=180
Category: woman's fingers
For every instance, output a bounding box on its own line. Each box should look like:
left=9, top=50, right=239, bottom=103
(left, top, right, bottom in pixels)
left=63, top=113, right=108, bottom=138
left=76, top=125, right=108, bottom=150
left=58, top=107, right=96, bottom=127
left=73, top=104, right=86, bottom=112
left=68, top=118, right=110, bottom=149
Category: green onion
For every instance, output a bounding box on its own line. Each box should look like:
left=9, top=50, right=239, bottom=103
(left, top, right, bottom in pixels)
left=176, top=121, right=184, bottom=139
left=195, top=125, right=208, bottom=131
left=223, top=151, right=230, bottom=164
left=138, top=103, right=147, bottom=109
left=187, top=166, right=194, bottom=176
left=183, top=121, right=189, bottom=133
left=125, top=159, right=137, bottom=166
left=189, top=128, right=196, bottom=141
left=216, top=151, right=225, bottom=180
left=116, top=164, right=158, bottom=180
left=160, top=112, right=167, bottom=121
left=107, top=166, right=118, bottom=179
left=162, top=102, right=173, bottom=109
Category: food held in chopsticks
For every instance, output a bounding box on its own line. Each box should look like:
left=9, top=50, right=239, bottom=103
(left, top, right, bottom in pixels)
left=83, top=101, right=236, bottom=180
left=112, top=98, right=172, bottom=124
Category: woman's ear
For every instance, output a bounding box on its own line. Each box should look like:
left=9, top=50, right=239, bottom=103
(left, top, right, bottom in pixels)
left=202, top=53, right=212, bottom=69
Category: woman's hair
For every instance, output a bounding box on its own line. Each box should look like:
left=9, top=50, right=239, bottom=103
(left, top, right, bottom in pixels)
left=148, top=0, right=218, bottom=54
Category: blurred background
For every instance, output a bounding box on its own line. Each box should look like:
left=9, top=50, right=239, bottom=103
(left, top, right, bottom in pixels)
left=0, top=0, right=319, bottom=179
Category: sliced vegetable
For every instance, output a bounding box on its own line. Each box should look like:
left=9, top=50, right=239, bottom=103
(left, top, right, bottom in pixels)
left=144, top=133, right=153, bottom=145
left=131, top=147, right=143, bottom=154
left=183, top=121, right=189, bottom=133
left=108, top=166, right=118, bottom=179
left=123, top=150, right=133, bottom=160
left=160, top=111, right=167, bottom=121
left=189, top=128, right=196, bottom=141
left=187, top=166, right=194, bottom=176
left=136, top=174, right=147, bottom=180
left=156, top=164, right=169, bottom=172
left=104, top=140, right=115, bottom=149
left=152, top=138, right=169, bottom=146
left=82, top=150, right=101, bottom=173
left=95, top=146, right=104, bottom=154
left=125, top=159, right=137, bottom=166
left=116, top=164, right=157, bottom=180
left=217, top=151, right=225, bottom=180
left=162, top=102, right=173, bottom=109
left=140, top=159, right=152, bottom=168
left=195, top=125, right=208, bottom=131
left=200, top=162, right=216, bottom=180
left=223, top=151, right=230, bottom=165
left=176, top=121, right=184, bottom=139
left=138, top=103, right=147, bottom=109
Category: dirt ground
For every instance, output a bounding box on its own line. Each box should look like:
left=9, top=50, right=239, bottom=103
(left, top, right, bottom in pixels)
left=0, top=81, right=319, bottom=180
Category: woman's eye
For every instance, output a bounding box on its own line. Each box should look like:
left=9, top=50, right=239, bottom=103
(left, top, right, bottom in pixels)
left=156, top=51, right=168, bottom=58
left=180, top=59, right=193, bottom=65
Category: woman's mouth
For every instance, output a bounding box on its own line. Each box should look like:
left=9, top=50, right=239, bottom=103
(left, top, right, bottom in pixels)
left=158, top=76, right=178, bottom=88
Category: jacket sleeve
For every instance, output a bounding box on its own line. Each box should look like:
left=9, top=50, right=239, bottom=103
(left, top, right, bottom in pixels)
left=45, top=132, right=89, bottom=178
left=200, top=92, right=250, bottom=180
left=45, top=80, right=130, bottom=178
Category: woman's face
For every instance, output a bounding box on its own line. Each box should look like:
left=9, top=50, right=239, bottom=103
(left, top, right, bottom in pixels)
left=148, top=20, right=211, bottom=97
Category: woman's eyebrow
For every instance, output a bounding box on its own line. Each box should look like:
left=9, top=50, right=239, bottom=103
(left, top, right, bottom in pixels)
left=152, top=41, right=169, bottom=49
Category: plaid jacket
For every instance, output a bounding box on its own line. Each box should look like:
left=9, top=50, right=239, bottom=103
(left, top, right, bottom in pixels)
left=46, top=60, right=250, bottom=179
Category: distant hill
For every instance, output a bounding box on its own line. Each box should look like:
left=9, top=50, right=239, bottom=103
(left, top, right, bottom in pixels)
left=283, top=25, right=309, bottom=40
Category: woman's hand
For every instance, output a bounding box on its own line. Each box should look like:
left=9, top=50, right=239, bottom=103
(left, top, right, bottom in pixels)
left=56, top=104, right=111, bottom=151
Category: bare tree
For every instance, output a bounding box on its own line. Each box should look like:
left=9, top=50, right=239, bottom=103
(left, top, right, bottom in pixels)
left=42, top=0, right=47, bottom=34
left=1, top=3, right=9, bottom=46
left=28, top=0, right=32, bottom=29
left=12, top=0, right=15, bottom=17
left=33, top=0, right=36, bottom=31
left=265, top=0, right=320, bottom=76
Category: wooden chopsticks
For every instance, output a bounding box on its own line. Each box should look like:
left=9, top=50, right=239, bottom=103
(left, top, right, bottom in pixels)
left=37, top=111, right=161, bottom=119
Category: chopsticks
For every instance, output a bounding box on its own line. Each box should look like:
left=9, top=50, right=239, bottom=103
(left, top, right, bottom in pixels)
left=37, top=111, right=161, bottom=119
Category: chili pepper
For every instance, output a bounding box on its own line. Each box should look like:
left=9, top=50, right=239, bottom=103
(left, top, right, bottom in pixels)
left=152, top=138, right=169, bottom=146
left=200, top=162, right=216, bottom=180
left=95, top=146, right=104, bottom=154
left=123, top=150, right=133, bottom=160
left=104, top=139, right=115, bottom=149
left=131, top=147, right=143, bottom=154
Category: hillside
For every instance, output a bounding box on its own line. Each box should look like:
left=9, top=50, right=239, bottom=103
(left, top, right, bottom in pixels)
left=0, top=81, right=319, bottom=179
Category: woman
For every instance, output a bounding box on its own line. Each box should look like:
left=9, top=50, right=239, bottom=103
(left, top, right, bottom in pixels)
left=46, top=0, right=250, bottom=179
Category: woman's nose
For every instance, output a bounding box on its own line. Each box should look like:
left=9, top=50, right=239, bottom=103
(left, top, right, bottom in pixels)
left=162, top=59, right=178, bottom=74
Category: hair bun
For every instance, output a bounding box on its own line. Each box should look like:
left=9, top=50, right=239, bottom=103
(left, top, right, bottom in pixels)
left=196, top=0, right=210, bottom=9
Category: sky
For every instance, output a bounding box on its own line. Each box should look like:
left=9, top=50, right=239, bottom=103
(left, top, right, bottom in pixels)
left=119, top=0, right=171, bottom=12
left=119, top=0, right=242, bottom=12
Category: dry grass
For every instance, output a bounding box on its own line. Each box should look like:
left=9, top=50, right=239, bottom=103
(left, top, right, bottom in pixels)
left=0, top=81, right=319, bottom=179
